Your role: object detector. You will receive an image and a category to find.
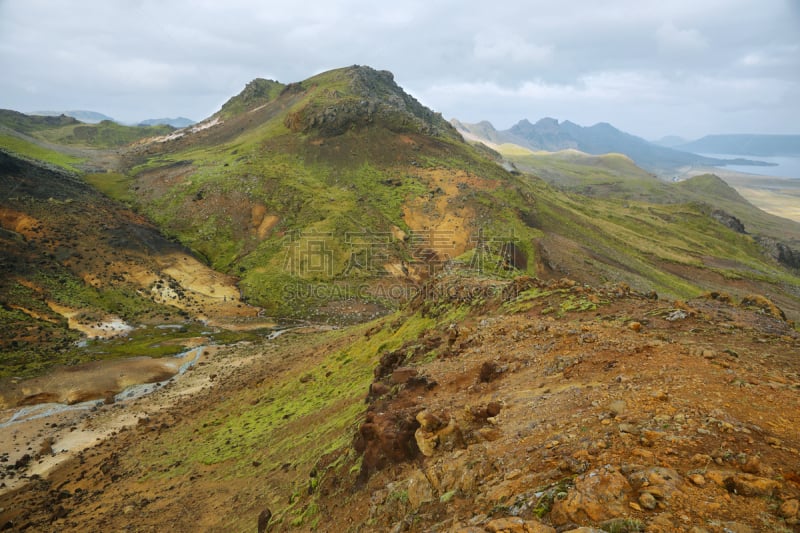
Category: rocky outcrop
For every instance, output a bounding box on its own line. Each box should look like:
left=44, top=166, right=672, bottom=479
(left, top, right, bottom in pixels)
left=740, top=293, right=787, bottom=321
left=283, top=66, right=461, bottom=139
left=711, top=209, right=746, bottom=233
left=550, top=467, right=633, bottom=525
left=757, top=235, right=800, bottom=270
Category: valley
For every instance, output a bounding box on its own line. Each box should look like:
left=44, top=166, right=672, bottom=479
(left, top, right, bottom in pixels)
left=1, top=65, right=799, bottom=532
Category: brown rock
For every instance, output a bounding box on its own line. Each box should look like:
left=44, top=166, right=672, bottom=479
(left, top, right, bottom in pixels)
left=406, top=471, right=434, bottom=509
left=423, top=450, right=488, bottom=495
left=608, top=399, right=627, bottom=417
left=467, top=402, right=503, bottom=422
left=688, top=473, right=706, bottom=486
left=485, top=517, right=556, bottom=533
left=639, top=491, right=657, bottom=510
left=550, top=468, right=633, bottom=525
left=522, top=522, right=556, bottom=533
left=691, top=453, right=713, bottom=465
left=705, top=469, right=731, bottom=487
left=390, top=366, right=418, bottom=385
left=485, top=517, right=526, bottom=532
left=257, top=508, right=271, bottom=533
left=641, top=430, right=664, bottom=447
left=779, top=498, right=799, bottom=518
left=369, top=382, right=390, bottom=398
left=415, top=428, right=438, bottom=457
left=478, top=427, right=503, bottom=441
left=648, top=513, right=676, bottom=532
left=416, top=410, right=444, bottom=431
left=741, top=455, right=761, bottom=474
left=724, top=473, right=781, bottom=497
left=355, top=410, right=420, bottom=477
left=721, top=522, right=754, bottom=533
left=479, top=361, right=502, bottom=383
left=626, top=466, right=683, bottom=510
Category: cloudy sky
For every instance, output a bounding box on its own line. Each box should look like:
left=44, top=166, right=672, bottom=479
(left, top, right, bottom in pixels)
left=1, top=0, right=798, bottom=139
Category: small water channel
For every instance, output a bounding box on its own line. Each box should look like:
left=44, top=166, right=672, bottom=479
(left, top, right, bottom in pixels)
left=0, top=346, right=204, bottom=428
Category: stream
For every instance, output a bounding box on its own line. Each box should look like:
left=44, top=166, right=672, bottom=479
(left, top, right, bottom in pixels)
left=0, top=345, right=205, bottom=428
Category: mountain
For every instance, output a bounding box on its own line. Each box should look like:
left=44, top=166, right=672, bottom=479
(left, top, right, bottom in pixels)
left=3, top=67, right=798, bottom=323
left=138, top=117, right=195, bottom=128
left=652, top=134, right=688, bottom=148
left=1, top=65, right=800, bottom=532
left=30, top=110, right=116, bottom=124
left=499, top=148, right=800, bottom=248
left=2, top=64, right=798, bottom=346
left=0, top=109, right=175, bottom=151
left=677, top=134, right=800, bottom=156
left=112, top=67, right=798, bottom=321
left=453, top=117, right=773, bottom=174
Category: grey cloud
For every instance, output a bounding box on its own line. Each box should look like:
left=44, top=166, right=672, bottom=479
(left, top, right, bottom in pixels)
left=0, top=0, right=797, bottom=137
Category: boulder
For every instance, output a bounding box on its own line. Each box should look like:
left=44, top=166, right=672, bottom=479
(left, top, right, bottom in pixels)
left=485, top=517, right=556, bottom=533
left=723, top=473, right=781, bottom=497
left=779, top=498, right=799, bottom=518
left=406, top=470, right=434, bottom=509
left=550, top=467, right=633, bottom=525
left=627, top=466, right=684, bottom=503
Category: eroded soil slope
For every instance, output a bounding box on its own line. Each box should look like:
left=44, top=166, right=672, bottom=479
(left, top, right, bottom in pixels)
left=1, top=279, right=799, bottom=532
left=0, top=151, right=262, bottom=378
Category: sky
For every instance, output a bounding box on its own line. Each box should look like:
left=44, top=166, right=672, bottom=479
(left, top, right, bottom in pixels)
left=1, top=0, right=799, bottom=140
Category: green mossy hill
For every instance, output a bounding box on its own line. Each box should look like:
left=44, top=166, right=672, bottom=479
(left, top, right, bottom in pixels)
left=506, top=149, right=800, bottom=248
left=52, top=120, right=175, bottom=148
left=506, top=149, right=664, bottom=200
left=115, top=66, right=534, bottom=317
left=110, top=66, right=800, bottom=321
left=0, top=109, right=80, bottom=134
left=676, top=173, right=750, bottom=203
left=1, top=109, right=175, bottom=149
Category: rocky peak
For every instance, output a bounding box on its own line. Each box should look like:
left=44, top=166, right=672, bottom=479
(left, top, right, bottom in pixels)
left=218, top=78, right=285, bottom=116
left=285, top=65, right=461, bottom=139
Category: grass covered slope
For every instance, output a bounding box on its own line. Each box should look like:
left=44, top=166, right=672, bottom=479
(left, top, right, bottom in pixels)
left=0, top=151, right=260, bottom=378
left=83, top=65, right=800, bottom=322
left=0, top=109, right=175, bottom=149
left=3, top=65, right=799, bottom=325
left=111, top=66, right=542, bottom=318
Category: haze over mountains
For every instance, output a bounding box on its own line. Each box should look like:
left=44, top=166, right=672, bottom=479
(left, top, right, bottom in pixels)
left=30, top=110, right=195, bottom=128
left=676, top=134, right=800, bottom=157
left=452, top=117, right=782, bottom=175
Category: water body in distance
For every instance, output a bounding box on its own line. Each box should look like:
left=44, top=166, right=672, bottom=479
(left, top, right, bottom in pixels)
left=702, top=153, right=800, bottom=180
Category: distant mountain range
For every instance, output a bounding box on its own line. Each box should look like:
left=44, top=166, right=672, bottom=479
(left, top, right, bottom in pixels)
left=30, top=110, right=195, bottom=128
left=676, top=134, right=800, bottom=157
left=31, top=110, right=115, bottom=124
left=137, top=117, right=195, bottom=128
left=452, top=117, right=774, bottom=174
